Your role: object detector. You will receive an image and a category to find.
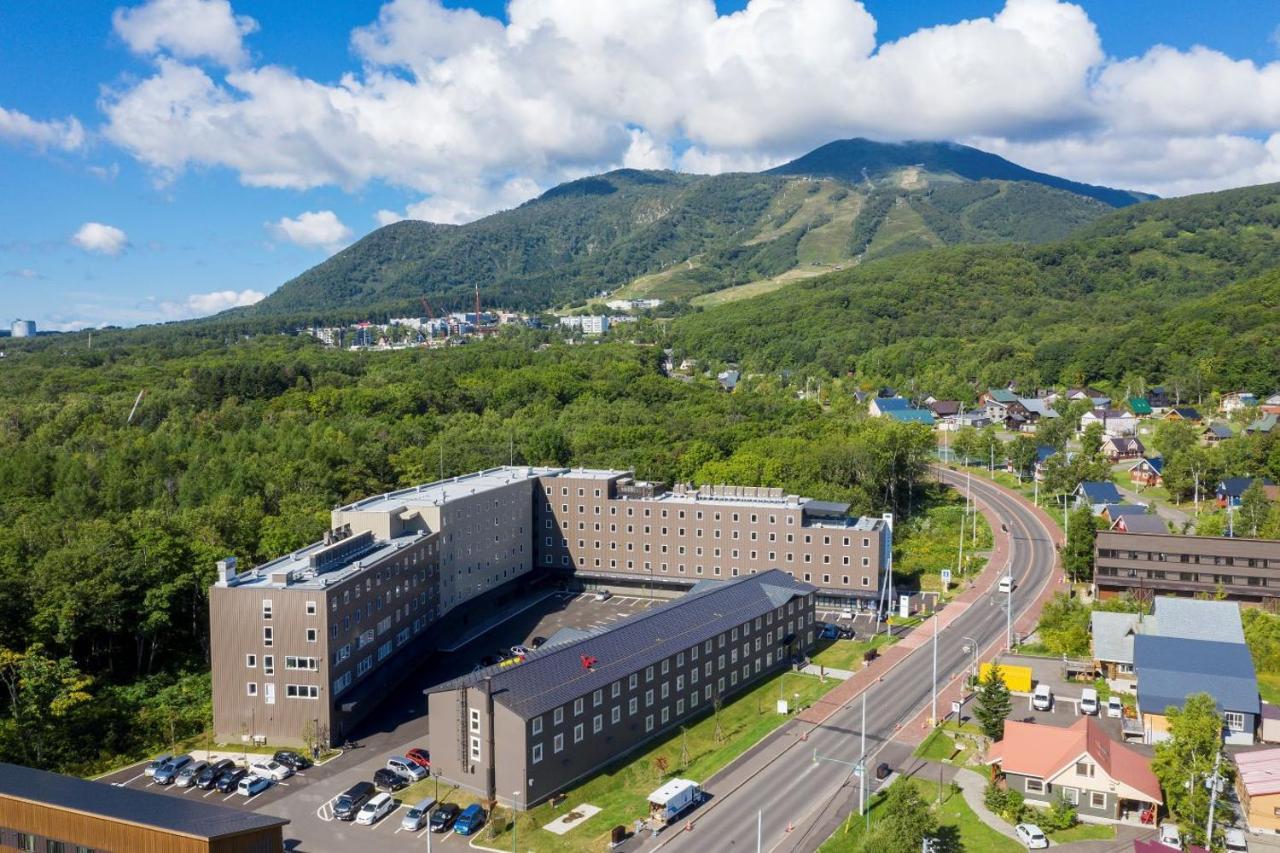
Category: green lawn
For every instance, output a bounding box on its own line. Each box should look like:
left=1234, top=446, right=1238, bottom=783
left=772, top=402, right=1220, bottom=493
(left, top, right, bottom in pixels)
left=811, top=632, right=897, bottom=672
left=1259, top=671, right=1280, bottom=704
left=914, top=729, right=958, bottom=762
left=482, top=669, right=841, bottom=853
left=818, top=777, right=1022, bottom=853
left=1048, top=822, right=1116, bottom=843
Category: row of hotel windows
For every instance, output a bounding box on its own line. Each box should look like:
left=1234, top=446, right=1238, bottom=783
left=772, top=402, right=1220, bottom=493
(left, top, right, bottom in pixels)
left=544, top=517, right=870, bottom=550
left=244, top=654, right=319, bottom=673
left=530, top=661, right=773, bottom=765
left=544, top=488, right=800, bottom=526
left=1098, top=549, right=1274, bottom=568
left=244, top=682, right=320, bottom=700
left=541, top=552, right=870, bottom=586
left=1096, top=567, right=1268, bottom=586
left=545, top=536, right=870, bottom=566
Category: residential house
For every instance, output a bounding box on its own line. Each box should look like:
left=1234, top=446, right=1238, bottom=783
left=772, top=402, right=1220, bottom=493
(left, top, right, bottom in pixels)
left=955, top=411, right=992, bottom=429
left=1166, top=406, right=1203, bottom=423
left=1127, top=397, right=1153, bottom=417
left=868, top=396, right=909, bottom=417
left=1134, top=633, right=1259, bottom=744
left=869, top=396, right=935, bottom=425
left=716, top=369, right=740, bottom=392
left=1080, top=408, right=1138, bottom=438
left=1201, top=422, right=1233, bottom=446
left=1128, top=457, right=1164, bottom=488
left=1102, top=436, right=1145, bottom=463
left=1101, top=504, right=1151, bottom=527
left=1261, top=393, right=1280, bottom=416
left=1246, top=413, right=1278, bottom=436
left=1091, top=611, right=1141, bottom=683
left=1094, top=531, right=1280, bottom=604
left=1236, top=748, right=1280, bottom=833
left=1111, top=514, right=1169, bottom=534
left=1147, top=387, right=1172, bottom=410
left=985, top=717, right=1162, bottom=822
left=927, top=400, right=961, bottom=427
left=1068, top=387, right=1112, bottom=408
left=1221, top=392, right=1259, bottom=414
left=1216, top=477, right=1278, bottom=508
left=1017, top=397, right=1058, bottom=431
left=1033, top=446, right=1057, bottom=482
left=1075, top=481, right=1125, bottom=514
left=980, top=388, right=1023, bottom=422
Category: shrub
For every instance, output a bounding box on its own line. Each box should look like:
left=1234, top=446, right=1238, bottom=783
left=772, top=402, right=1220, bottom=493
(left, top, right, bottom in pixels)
left=1002, top=789, right=1026, bottom=824
left=984, top=781, right=1008, bottom=814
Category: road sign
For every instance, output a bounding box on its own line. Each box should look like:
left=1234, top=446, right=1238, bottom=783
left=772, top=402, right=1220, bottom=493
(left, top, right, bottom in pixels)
left=899, top=595, right=910, bottom=619
left=853, top=762, right=864, bottom=778
left=940, top=569, right=952, bottom=589
left=951, top=701, right=962, bottom=715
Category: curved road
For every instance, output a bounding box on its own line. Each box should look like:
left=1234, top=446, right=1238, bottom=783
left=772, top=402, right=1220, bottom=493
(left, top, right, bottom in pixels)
left=654, top=467, right=1059, bottom=853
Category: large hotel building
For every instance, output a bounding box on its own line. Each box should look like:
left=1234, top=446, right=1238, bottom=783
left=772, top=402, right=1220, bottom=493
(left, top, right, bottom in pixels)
left=209, top=467, right=890, bottom=748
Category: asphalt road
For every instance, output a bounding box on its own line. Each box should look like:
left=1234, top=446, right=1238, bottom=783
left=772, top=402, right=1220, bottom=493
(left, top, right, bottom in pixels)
left=653, top=468, right=1059, bottom=853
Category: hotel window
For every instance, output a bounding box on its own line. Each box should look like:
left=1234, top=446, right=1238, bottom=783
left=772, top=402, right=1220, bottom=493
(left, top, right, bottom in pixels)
left=262, top=599, right=272, bottom=620
left=532, top=743, right=543, bottom=764
left=574, top=697, right=584, bottom=716
left=593, top=688, right=603, bottom=707
left=306, top=628, right=318, bottom=643
left=630, top=673, right=638, bottom=689
left=554, top=707, right=564, bottom=725
left=646, top=714, right=654, bottom=732
left=245, top=654, right=256, bottom=668
left=612, top=705, right=621, bottom=724
left=629, top=697, right=638, bottom=715
left=574, top=723, right=584, bottom=743
left=470, top=708, right=481, bottom=733
left=263, top=626, right=273, bottom=647
left=470, top=736, right=482, bottom=761
left=532, top=716, right=542, bottom=735
left=1075, top=761, right=1094, bottom=777
left=662, top=707, right=670, bottom=724
left=246, top=682, right=258, bottom=696
left=593, top=714, right=603, bottom=734
left=612, top=681, right=621, bottom=698
left=306, top=601, right=317, bottom=615
left=554, top=733, right=564, bottom=753
left=646, top=689, right=654, bottom=707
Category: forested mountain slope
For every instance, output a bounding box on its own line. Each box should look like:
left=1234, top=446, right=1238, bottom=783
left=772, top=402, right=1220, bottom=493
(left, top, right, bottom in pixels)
left=245, top=139, right=1143, bottom=320
left=669, top=182, right=1280, bottom=397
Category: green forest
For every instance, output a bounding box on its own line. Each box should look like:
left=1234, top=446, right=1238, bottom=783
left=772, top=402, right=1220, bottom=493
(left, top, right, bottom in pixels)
left=0, top=334, right=934, bottom=774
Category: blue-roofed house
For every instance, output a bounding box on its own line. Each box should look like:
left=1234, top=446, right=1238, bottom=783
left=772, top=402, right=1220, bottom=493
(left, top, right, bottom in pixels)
left=869, top=396, right=935, bottom=425
left=1101, top=503, right=1150, bottom=526
left=1075, top=481, right=1125, bottom=514
left=1128, top=457, right=1164, bottom=488
left=1134, top=634, right=1259, bottom=745
left=1216, top=477, right=1278, bottom=508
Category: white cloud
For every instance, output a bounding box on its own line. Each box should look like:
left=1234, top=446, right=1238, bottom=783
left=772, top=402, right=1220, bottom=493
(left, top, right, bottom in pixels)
left=41, top=288, right=266, bottom=330
left=4, top=268, right=44, bottom=280
left=170, top=288, right=264, bottom=315
left=71, top=222, right=129, bottom=255
left=97, top=0, right=1280, bottom=214
left=0, top=106, right=85, bottom=151
left=113, top=0, right=258, bottom=67
left=268, top=210, right=354, bottom=249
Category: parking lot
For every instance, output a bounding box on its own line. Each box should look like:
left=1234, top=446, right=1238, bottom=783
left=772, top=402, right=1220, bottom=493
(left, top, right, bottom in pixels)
left=97, top=589, right=661, bottom=852
left=999, top=653, right=1137, bottom=745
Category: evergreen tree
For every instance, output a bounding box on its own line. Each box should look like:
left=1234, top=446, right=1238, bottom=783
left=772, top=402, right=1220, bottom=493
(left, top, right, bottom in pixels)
left=975, top=662, right=1012, bottom=741
left=1062, top=506, right=1097, bottom=582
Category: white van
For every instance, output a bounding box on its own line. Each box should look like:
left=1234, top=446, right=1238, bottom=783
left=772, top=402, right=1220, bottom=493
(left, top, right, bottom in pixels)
left=1032, top=683, right=1053, bottom=711
left=1079, top=688, right=1099, bottom=715
left=997, top=576, right=1014, bottom=594
left=356, top=792, right=395, bottom=826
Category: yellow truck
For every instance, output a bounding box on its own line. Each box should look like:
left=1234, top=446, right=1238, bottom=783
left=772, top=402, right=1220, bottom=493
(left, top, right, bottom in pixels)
left=979, top=662, right=1033, bottom=693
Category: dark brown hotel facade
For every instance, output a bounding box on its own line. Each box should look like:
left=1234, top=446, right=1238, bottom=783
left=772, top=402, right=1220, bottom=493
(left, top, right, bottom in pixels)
left=1095, top=530, right=1280, bottom=604
left=209, top=467, right=889, bottom=747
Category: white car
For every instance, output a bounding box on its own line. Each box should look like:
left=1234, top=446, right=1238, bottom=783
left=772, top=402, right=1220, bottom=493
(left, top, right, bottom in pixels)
left=1225, top=827, right=1249, bottom=852
left=236, top=775, right=271, bottom=797
left=510, top=645, right=531, bottom=657
left=998, top=575, right=1015, bottom=594
left=1079, top=687, right=1099, bottom=716
left=594, top=589, right=612, bottom=601
left=356, top=792, right=395, bottom=825
left=1015, top=823, right=1048, bottom=849
left=386, top=756, right=428, bottom=781
left=1107, top=696, right=1124, bottom=718
left=248, top=760, right=294, bottom=781
left=1032, top=684, right=1053, bottom=711
left=1158, top=823, right=1182, bottom=849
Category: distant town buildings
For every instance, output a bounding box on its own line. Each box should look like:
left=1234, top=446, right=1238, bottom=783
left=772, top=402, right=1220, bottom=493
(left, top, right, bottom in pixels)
left=10, top=319, right=35, bottom=337
left=605, top=297, right=663, bottom=311
left=559, top=315, right=610, bottom=335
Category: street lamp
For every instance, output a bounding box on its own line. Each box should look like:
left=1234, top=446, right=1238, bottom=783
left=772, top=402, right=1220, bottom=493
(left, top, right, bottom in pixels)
left=961, top=636, right=979, bottom=684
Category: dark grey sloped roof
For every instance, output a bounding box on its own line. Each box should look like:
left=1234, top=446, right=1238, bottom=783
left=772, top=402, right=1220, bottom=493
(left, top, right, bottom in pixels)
left=1134, top=635, right=1259, bottom=716
left=0, top=762, right=288, bottom=839
left=542, top=627, right=594, bottom=648
left=431, top=570, right=814, bottom=719
left=803, top=500, right=852, bottom=517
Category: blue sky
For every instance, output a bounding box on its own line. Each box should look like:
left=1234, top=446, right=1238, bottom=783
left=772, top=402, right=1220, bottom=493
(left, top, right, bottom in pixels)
left=2, top=0, right=1278, bottom=330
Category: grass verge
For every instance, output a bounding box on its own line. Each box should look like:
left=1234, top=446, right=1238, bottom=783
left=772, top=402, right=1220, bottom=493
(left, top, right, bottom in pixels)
left=1048, top=822, right=1116, bottom=843
left=811, top=633, right=897, bottom=672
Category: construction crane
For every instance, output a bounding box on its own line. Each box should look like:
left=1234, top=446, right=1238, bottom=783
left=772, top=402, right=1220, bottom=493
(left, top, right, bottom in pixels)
left=419, top=296, right=439, bottom=342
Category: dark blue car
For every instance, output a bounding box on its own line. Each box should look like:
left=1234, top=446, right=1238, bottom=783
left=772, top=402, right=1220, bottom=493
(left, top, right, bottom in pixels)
left=454, top=803, right=486, bottom=836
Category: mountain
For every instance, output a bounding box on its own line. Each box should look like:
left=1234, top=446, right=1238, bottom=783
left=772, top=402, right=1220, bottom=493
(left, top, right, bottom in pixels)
left=768, top=139, right=1154, bottom=208
left=246, top=139, right=1153, bottom=319
left=668, top=182, right=1280, bottom=396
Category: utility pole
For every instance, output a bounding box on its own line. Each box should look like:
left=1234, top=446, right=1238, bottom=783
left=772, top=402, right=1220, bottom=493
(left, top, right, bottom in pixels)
left=931, top=609, right=938, bottom=726
left=757, top=809, right=762, bottom=853
left=1006, top=573, right=1013, bottom=651
left=861, top=691, right=868, bottom=831
left=1206, top=748, right=1223, bottom=844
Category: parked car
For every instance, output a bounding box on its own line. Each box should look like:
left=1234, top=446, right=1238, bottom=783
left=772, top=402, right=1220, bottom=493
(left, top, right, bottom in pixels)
left=273, top=749, right=311, bottom=771
left=1015, top=823, right=1048, bottom=848
left=819, top=623, right=840, bottom=640
left=1032, top=684, right=1053, bottom=712
left=875, top=761, right=891, bottom=780
left=838, top=626, right=855, bottom=640
left=405, top=747, right=431, bottom=769
left=356, top=792, right=395, bottom=826
left=1107, top=696, right=1124, bottom=718
left=196, top=759, right=235, bottom=790
left=594, top=590, right=612, bottom=601
left=153, top=755, right=192, bottom=785
left=530, top=636, right=547, bottom=648
left=510, top=644, right=531, bottom=657
left=429, top=802, right=461, bottom=832
left=174, top=759, right=209, bottom=788
left=387, top=756, right=428, bottom=781
left=454, top=803, right=487, bottom=836
left=237, top=775, right=271, bottom=797
left=998, top=575, right=1015, bottom=594
left=1158, top=823, right=1182, bottom=849
left=1225, top=827, right=1249, bottom=852
left=374, top=767, right=409, bottom=792
left=333, top=781, right=376, bottom=821
left=401, top=797, right=437, bottom=831
left=144, top=752, right=173, bottom=778
left=249, top=760, right=294, bottom=781
left=215, top=767, right=248, bottom=793
left=1080, top=687, right=1099, bottom=716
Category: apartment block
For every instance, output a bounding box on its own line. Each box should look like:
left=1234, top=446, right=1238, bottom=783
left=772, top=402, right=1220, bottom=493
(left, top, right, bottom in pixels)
left=210, top=467, right=886, bottom=746
left=425, top=570, right=816, bottom=808
left=1095, top=530, right=1280, bottom=604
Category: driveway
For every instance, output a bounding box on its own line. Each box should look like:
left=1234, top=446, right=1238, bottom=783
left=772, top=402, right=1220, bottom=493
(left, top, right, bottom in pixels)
left=1110, top=472, right=1191, bottom=530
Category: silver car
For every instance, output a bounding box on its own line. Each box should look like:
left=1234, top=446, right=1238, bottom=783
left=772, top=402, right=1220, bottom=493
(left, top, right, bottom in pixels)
left=174, top=759, right=209, bottom=788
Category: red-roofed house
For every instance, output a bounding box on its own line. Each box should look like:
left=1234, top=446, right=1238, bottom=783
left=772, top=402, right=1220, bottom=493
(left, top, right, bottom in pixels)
left=1236, top=747, right=1280, bottom=832
left=985, top=717, right=1162, bottom=822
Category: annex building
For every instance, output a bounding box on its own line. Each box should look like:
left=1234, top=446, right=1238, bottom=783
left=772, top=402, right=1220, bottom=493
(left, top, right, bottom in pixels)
left=426, top=570, right=816, bottom=808
left=210, top=467, right=887, bottom=747
left=1094, top=530, right=1280, bottom=604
